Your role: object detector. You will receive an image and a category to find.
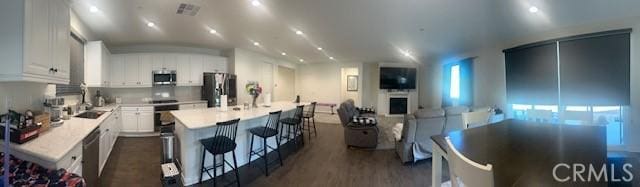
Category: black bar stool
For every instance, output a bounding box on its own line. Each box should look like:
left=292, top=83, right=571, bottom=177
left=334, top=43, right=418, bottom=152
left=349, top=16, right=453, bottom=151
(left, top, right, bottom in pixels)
left=302, top=102, right=318, bottom=140
left=279, top=105, right=305, bottom=148
left=198, top=118, right=241, bottom=186
left=248, top=110, right=283, bottom=176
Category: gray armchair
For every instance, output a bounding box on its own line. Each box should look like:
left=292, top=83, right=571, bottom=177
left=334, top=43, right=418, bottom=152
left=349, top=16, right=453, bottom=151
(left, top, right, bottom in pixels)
left=443, top=106, right=470, bottom=134
left=337, top=100, right=379, bottom=148
left=396, top=108, right=446, bottom=163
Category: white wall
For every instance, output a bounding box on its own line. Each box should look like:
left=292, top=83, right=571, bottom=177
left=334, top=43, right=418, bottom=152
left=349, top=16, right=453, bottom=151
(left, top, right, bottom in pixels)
left=295, top=62, right=363, bottom=106
left=228, top=48, right=297, bottom=104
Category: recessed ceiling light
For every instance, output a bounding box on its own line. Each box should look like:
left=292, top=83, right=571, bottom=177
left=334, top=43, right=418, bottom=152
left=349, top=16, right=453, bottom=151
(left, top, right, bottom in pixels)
left=402, top=51, right=411, bottom=57
left=253, top=42, right=260, bottom=46
left=295, top=30, right=303, bottom=35
left=281, top=52, right=287, bottom=56
left=147, top=22, right=155, bottom=27
left=209, top=29, right=217, bottom=34
left=89, top=6, right=99, bottom=13
left=299, top=59, right=304, bottom=62
left=329, top=57, right=334, bottom=60
left=317, top=47, right=323, bottom=51
left=529, top=6, right=539, bottom=13
left=251, top=0, right=261, bottom=6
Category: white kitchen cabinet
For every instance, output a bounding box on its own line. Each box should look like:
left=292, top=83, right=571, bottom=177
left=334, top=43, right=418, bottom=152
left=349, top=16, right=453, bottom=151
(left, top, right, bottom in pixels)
left=138, top=54, right=153, bottom=87
left=203, top=56, right=228, bottom=73
left=189, top=55, right=204, bottom=86
left=121, top=107, right=154, bottom=133
left=124, top=54, right=140, bottom=86
left=98, top=108, right=121, bottom=175
left=85, top=41, right=111, bottom=87
left=50, top=0, right=70, bottom=80
left=176, top=54, right=191, bottom=86
left=109, top=55, right=126, bottom=87
left=152, top=53, right=177, bottom=71
left=176, top=54, right=204, bottom=86
left=0, top=0, right=70, bottom=84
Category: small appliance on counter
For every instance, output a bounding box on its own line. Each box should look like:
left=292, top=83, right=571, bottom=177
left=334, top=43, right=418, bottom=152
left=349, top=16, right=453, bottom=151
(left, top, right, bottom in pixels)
left=94, top=90, right=105, bottom=107
left=44, top=97, right=65, bottom=127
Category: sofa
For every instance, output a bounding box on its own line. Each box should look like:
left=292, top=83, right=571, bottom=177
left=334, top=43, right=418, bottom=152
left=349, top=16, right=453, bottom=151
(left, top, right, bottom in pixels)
left=337, top=99, right=379, bottom=148
left=396, top=106, right=471, bottom=163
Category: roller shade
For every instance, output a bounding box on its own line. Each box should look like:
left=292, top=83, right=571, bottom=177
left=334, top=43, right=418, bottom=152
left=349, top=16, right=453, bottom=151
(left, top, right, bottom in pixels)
left=559, top=33, right=630, bottom=105
left=504, top=43, right=559, bottom=105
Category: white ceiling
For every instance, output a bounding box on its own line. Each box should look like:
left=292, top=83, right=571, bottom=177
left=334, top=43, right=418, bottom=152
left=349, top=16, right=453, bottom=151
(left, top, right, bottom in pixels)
left=71, top=0, right=640, bottom=63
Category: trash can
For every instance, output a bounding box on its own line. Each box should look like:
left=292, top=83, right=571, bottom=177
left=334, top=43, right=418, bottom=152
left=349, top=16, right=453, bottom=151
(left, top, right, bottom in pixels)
left=160, top=130, right=175, bottom=164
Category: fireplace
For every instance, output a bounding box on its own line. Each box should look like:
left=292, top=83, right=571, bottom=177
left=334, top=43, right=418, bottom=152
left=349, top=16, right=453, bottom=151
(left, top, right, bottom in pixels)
left=389, top=97, right=408, bottom=115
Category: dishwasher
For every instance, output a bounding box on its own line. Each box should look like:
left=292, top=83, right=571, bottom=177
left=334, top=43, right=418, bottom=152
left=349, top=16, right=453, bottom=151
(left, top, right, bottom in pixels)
left=83, top=129, right=100, bottom=187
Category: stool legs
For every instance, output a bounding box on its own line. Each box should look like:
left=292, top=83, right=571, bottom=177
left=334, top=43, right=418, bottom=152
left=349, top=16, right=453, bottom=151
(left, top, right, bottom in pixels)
left=232, top=151, right=240, bottom=186
left=249, top=134, right=255, bottom=165
left=312, top=117, right=317, bottom=137
left=199, top=149, right=206, bottom=184
left=213, top=154, right=217, bottom=187
left=263, top=138, right=269, bottom=176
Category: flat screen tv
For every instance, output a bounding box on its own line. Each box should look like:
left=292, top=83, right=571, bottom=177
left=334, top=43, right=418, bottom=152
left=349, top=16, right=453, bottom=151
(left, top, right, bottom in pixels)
left=380, top=67, right=416, bottom=89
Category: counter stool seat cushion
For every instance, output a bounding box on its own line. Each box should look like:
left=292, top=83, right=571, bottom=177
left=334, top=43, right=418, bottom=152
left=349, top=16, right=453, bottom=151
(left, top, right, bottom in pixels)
left=249, top=127, right=279, bottom=138
left=200, top=136, right=237, bottom=154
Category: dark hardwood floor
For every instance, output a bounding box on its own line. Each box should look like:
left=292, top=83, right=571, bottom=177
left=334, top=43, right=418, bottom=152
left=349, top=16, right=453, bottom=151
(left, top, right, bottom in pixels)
left=99, top=123, right=438, bottom=187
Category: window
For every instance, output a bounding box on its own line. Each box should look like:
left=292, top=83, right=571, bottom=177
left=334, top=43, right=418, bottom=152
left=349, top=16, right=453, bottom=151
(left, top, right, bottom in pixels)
left=450, top=65, right=460, bottom=99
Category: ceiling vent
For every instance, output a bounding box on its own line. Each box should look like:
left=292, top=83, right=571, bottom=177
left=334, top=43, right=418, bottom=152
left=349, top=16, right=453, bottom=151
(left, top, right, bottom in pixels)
left=176, top=3, right=200, bottom=16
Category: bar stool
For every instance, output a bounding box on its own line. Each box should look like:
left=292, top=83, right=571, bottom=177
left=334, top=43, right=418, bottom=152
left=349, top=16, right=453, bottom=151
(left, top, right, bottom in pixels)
left=198, top=118, right=241, bottom=186
left=279, top=105, right=305, bottom=148
left=248, top=111, right=283, bottom=176
left=302, top=102, right=318, bottom=140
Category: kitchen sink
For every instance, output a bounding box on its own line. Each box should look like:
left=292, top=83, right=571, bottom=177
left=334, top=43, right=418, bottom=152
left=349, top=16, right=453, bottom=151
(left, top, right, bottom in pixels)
left=75, top=110, right=106, bottom=119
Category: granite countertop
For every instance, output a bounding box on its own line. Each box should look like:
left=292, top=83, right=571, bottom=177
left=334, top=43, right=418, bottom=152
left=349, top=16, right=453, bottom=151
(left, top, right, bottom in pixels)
left=171, top=101, right=307, bottom=129
left=2, top=108, right=114, bottom=164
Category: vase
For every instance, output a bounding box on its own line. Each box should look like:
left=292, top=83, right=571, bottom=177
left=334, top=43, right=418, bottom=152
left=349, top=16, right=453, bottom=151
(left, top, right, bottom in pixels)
left=252, top=95, right=258, bottom=108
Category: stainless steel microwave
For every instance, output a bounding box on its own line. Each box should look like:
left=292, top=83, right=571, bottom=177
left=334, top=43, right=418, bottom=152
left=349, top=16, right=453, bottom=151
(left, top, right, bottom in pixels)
left=153, top=70, right=177, bottom=85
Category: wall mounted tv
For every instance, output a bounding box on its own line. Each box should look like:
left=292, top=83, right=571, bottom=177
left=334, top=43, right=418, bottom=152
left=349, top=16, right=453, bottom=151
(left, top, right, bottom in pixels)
left=379, top=67, right=416, bottom=89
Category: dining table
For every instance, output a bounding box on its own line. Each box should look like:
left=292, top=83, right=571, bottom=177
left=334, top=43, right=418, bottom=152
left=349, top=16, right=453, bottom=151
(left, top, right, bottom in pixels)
left=429, top=119, right=631, bottom=186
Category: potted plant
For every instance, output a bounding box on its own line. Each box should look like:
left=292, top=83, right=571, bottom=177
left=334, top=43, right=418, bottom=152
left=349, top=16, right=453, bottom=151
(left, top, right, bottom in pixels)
left=245, top=81, right=263, bottom=107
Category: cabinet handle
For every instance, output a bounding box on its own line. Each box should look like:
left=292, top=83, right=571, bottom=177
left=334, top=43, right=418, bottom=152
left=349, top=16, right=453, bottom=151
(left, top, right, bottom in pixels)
left=49, top=68, right=54, bottom=72
left=71, top=156, right=77, bottom=161
left=54, top=68, right=58, bottom=72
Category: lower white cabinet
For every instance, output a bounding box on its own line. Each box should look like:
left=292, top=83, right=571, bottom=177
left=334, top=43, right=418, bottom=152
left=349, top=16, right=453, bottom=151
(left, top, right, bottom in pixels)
left=99, top=108, right=122, bottom=174
left=56, top=142, right=83, bottom=173
left=121, top=107, right=154, bottom=133
left=179, top=103, right=207, bottom=110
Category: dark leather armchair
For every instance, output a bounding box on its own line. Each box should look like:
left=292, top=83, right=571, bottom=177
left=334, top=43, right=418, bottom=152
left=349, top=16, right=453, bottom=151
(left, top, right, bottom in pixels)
left=337, top=99, right=379, bottom=148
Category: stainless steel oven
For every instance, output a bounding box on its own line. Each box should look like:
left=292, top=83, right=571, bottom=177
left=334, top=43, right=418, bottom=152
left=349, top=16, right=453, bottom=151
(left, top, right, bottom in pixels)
left=153, top=70, right=177, bottom=85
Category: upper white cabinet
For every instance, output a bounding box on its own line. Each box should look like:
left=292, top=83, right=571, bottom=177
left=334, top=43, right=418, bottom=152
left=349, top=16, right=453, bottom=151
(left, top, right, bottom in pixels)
left=203, top=56, right=228, bottom=73
left=85, top=41, right=111, bottom=87
left=0, top=0, right=70, bottom=84
left=100, top=53, right=226, bottom=88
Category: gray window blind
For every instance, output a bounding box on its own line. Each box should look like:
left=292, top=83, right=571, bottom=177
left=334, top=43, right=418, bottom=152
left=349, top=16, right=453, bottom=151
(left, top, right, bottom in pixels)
left=504, top=43, right=559, bottom=105
left=559, top=33, right=630, bottom=105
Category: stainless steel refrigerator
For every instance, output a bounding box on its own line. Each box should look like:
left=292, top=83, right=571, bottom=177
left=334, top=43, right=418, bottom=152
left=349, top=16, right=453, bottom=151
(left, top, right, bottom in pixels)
left=202, top=73, right=237, bottom=107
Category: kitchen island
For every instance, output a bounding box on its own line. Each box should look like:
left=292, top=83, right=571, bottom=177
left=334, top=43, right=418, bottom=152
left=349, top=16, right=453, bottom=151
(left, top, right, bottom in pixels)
left=171, top=101, right=306, bottom=185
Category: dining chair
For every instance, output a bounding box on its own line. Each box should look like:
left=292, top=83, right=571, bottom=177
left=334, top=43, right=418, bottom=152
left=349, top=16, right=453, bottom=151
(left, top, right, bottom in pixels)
left=562, top=111, right=592, bottom=125
left=461, top=111, right=491, bottom=129
left=444, top=136, right=494, bottom=187
left=526, top=109, right=553, bottom=123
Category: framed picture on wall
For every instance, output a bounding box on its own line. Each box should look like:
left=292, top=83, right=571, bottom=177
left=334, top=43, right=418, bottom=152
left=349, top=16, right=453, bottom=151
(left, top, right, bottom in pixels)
left=347, top=75, right=358, bottom=91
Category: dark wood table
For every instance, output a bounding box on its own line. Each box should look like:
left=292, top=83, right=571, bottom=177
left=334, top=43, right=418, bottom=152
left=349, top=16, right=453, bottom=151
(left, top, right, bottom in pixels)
left=431, top=119, right=612, bottom=187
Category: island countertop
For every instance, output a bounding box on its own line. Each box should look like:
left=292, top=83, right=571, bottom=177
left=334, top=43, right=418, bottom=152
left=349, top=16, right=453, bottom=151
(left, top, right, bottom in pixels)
left=171, top=101, right=306, bottom=129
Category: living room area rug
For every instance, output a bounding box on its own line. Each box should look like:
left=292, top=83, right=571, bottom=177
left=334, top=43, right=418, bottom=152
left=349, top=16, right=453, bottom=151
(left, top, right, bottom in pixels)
left=313, top=113, right=402, bottom=150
